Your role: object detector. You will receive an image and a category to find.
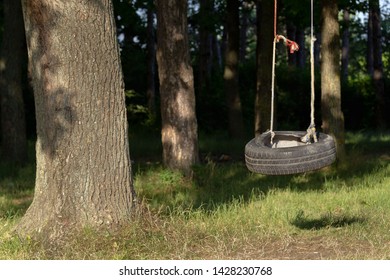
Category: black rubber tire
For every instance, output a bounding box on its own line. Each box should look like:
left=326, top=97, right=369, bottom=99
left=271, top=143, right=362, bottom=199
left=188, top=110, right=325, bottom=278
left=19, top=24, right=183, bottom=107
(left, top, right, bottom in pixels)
left=245, top=131, right=336, bottom=175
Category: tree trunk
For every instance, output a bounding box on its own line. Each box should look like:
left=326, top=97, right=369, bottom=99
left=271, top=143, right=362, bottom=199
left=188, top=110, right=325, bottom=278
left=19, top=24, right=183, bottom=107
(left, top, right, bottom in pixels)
left=17, top=0, right=136, bottom=239
left=240, top=1, right=251, bottom=61
left=0, top=0, right=28, bottom=165
left=224, top=0, right=245, bottom=139
left=367, top=7, right=374, bottom=76
left=369, top=0, right=386, bottom=129
left=314, top=32, right=321, bottom=67
left=156, top=0, right=199, bottom=175
left=213, top=34, right=223, bottom=70
left=198, top=0, right=214, bottom=97
left=320, top=0, right=345, bottom=159
left=146, top=2, right=156, bottom=115
left=295, top=28, right=305, bottom=68
left=341, top=8, right=350, bottom=81
left=254, top=0, right=274, bottom=136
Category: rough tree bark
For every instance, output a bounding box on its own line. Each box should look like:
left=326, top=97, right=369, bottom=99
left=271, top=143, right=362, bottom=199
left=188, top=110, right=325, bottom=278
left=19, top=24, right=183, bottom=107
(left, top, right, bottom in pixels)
left=255, top=0, right=274, bottom=136
left=0, top=0, right=28, bottom=165
left=320, top=0, right=345, bottom=159
left=224, top=0, right=245, bottom=139
left=156, top=0, right=199, bottom=175
left=17, top=0, right=136, bottom=239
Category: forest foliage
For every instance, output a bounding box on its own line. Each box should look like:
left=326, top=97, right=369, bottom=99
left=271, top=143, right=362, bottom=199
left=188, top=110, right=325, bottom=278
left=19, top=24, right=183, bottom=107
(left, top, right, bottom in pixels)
left=114, top=0, right=389, bottom=134
left=0, top=0, right=388, bottom=140
left=0, top=0, right=387, bottom=149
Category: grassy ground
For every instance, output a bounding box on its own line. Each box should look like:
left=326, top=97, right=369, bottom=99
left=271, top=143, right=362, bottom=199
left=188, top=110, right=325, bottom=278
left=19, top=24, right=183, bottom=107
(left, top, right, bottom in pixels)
left=0, top=131, right=389, bottom=259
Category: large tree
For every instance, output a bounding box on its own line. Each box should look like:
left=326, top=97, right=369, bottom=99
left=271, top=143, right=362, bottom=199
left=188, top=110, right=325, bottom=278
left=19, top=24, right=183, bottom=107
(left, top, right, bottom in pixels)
left=0, top=0, right=27, bottom=165
left=224, top=0, right=245, bottom=139
left=156, top=0, right=199, bottom=175
left=17, top=0, right=136, bottom=239
left=320, top=0, right=345, bottom=158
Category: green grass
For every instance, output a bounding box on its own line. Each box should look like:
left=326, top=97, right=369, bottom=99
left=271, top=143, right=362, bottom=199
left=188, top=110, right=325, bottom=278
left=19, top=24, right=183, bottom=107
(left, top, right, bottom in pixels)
left=0, top=131, right=389, bottom=259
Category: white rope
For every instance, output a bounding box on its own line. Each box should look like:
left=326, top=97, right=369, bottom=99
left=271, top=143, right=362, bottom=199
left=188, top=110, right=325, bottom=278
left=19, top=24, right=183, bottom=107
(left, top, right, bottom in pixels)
left=270, top=36, right=277, bottom=137
left=301, top=0, right=318, bottom=144
left=306, top=0, right=318, bottom=143
left=310, top=0, right=315, bottom=128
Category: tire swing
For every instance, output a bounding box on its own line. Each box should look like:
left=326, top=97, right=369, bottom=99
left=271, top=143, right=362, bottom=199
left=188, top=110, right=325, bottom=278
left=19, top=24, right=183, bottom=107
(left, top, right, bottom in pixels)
left=245, top=0, right=336, bottom=175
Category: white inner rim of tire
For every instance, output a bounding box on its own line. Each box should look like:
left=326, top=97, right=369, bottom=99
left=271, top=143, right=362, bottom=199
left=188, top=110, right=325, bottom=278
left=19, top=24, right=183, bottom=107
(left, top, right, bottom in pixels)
left=267, top=134, right=307, bottom=148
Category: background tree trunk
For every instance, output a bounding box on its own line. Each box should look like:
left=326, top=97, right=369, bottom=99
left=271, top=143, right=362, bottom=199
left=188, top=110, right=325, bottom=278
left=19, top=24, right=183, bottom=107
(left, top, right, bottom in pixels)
left=341, top=8, right=350, bottom=81
left=286, top=21, right=297, bottom=66
left=146, top=2, right=156, bottom=115
left=320, top=0, right=345, bottom=159
left=295, top=28, right=305, bottom=68
left=224, top=0, right=245, bottom=139
left=198, top=0, right=214, bottom=97
left=156, top=0, right=199, bottom=175
left=367, top=7, right=374, bottom=76
left=0, top=0, right=27, bottom=165
left=314, top=32, right=321, bottom=67
left=240, top=1, right=251, bottom=62
left=213, top=34, right=223, bottom=70
left=17, top=0, right=135, bottom=239
left=369, top=0, right=386, bottom=129
left=255, top=0, right=274, bottom=136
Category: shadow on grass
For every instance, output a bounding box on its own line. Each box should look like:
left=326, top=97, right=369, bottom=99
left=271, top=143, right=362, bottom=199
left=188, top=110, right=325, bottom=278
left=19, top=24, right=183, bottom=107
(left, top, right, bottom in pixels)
left=291, top=210, right=366, bottom=230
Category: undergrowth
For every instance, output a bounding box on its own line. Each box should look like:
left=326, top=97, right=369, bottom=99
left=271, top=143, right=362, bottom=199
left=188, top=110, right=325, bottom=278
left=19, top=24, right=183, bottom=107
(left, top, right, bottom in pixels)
left=0, top=131, right=389, bottom=259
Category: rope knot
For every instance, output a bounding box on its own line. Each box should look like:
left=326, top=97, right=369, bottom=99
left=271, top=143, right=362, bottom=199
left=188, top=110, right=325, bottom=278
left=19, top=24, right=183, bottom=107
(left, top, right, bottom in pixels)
left=301, top=125, right=318, bottom=144
left=275, top=35, right=300, bottom=54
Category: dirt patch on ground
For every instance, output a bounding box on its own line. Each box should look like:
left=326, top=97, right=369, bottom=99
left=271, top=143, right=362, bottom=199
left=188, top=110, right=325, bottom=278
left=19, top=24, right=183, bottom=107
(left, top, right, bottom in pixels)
left=260, top=237, right=369, bottom=259
left=228, top=236, right=389, bottom=260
